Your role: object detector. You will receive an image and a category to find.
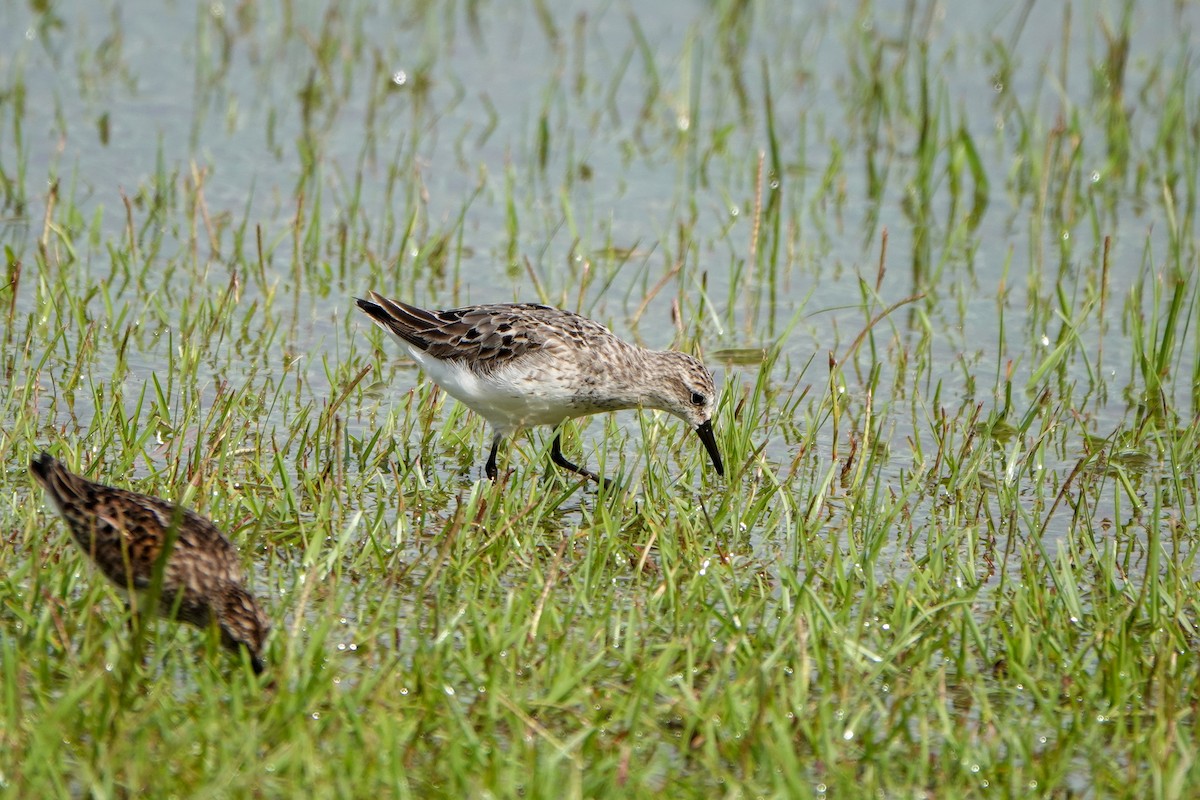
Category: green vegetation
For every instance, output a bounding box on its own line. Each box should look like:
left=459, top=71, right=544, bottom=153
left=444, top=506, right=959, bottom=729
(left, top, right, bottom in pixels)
left=2, top=1, right=1199, bottom=797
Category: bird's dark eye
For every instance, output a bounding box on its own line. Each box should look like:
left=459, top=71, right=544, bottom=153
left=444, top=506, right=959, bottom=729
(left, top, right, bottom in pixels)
left=690, top=391, right=706, bottom=406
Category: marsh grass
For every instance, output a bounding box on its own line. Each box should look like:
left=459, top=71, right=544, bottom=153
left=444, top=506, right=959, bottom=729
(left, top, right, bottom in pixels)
left=2, top=0, right=1200, bottom=797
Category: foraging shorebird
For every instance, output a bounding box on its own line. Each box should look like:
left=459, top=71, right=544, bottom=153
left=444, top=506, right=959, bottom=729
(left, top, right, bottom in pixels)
left=356, top=291, right=724, bottom=483
left=30, top=452, right=269, bottom=674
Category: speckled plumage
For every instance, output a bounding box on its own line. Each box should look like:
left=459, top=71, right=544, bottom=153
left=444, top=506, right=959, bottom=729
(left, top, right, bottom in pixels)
left=29, top=452, right=269, bottom=674
left=356, top=291, right=724, bottom=482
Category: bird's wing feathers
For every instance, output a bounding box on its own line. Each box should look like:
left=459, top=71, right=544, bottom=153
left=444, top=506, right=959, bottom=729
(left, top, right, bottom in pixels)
left=360, top=292, right=613, bottom=374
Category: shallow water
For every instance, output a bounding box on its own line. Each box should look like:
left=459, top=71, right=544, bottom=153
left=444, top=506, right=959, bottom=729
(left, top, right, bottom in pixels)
left=2, top=0, right=1197, bottom=548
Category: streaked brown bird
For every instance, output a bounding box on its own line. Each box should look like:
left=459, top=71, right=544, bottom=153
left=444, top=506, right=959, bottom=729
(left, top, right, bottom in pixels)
left=29, top=452, right=269, bottom=674
left=356, top=291, right=724, bottom=483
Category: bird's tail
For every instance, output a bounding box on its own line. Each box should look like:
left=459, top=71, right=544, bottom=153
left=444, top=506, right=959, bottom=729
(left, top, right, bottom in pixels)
left=29, top=452, right=89, bottom=508
left=355, top=291, right=440, bottom=351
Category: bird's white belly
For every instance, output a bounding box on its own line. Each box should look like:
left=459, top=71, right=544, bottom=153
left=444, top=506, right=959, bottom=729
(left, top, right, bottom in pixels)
left=409, top=348, right=581, bottom=433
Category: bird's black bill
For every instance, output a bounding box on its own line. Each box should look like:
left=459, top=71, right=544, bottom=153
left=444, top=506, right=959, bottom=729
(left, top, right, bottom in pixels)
left=695, top=420, right=724, bottom=476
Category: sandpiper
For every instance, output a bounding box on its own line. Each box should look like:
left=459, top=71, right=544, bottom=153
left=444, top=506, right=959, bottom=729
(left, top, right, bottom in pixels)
left=29, top=452, right=269, bottom=674
left=355, top=291, right=724, bottom=483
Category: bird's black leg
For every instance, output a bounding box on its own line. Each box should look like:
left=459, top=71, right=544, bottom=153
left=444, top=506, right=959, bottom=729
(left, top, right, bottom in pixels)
left=550, top=431, right=613, bottom=487
left=122, top=601, right=152, bottom=674
left=485, top=434, right=502, bottom=481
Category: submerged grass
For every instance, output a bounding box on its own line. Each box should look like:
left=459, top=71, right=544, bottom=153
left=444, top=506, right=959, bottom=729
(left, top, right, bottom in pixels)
left=2, top=0, right=1200, bottom=797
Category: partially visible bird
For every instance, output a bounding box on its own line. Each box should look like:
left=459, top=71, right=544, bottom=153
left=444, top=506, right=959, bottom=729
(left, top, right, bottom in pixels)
left=29, top=452, right=269, bottom=674
left=355, top=291, right=724, bottom=483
